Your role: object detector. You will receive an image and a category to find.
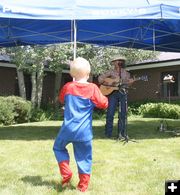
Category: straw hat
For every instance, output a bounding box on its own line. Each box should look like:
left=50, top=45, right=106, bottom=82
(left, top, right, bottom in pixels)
left=111, top=55, right=126, bottom=62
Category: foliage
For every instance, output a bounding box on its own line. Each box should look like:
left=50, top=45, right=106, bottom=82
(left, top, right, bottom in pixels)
left=139, top=103, right=180, bottom=119
left=0, top=96, right=64, bottom=125
left=28, top=46, right=51, bottom=107
left=93, top=108, right=106, bottom=120
left=47, top=44, right=72, bottom=73
left=120, top=48, right=159, bottom=65
left=5, top=46, right=53, bottom=107
left=2, top=44, right=159, bottom=75
left=30, top=104, right=64, bottom=122
left=128, top=100, right=157, bottom=115
left=30, top=107, right=50, bottom=122
left=6, top=96, right=32, bottom=123
left=89, top=46, right=159, bottom=76
left=5, top=46, right=29, bottom=71
left=0, top=97, right=15, bottom=125
left=0, top=96, right=31, bottom=125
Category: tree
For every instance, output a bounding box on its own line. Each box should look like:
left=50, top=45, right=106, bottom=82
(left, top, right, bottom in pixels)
left=47, top=44, right=73, bottom=105
left=5, top=46, right=50, bottom=108
left=27, top=46, right=51, bottom=108
left=1, top=44, right=158, bottom=108
left=64, top=44, right=159, bottom=76
left=89, top=46, right=159, bottom=76
left=5, top=46, right=28, bottom=99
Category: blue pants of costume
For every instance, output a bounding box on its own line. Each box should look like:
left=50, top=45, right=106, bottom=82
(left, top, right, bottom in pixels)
left=53, top=137, right=92, bottom=174
left=105, top=90, right=127, bottom=137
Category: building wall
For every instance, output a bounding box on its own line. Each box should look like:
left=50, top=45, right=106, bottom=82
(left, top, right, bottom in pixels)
left=0, top=64, right=56, bottom=104
left=1, top=62, right=180, bottom=104
left=128, top=65, right=180, bottom=102
left=128, top=69, right=160, bottom=102
left=42, top=71, right=56, bottom=104
left=0, top=66, right=19, bottom=96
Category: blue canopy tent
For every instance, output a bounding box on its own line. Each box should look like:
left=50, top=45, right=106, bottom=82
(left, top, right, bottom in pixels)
left=1, top=0, right=180, bottom=55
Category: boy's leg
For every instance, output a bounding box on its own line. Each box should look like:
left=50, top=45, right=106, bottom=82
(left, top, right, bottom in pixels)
left=59, top=160, right=73, bottom=187
left=73, top=140, right=92, bottom=192
left=53, top=137, right=72, bottom=186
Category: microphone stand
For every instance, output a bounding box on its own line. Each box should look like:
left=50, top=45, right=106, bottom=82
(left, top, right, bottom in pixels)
left=116, top=83, right=137, bottom=144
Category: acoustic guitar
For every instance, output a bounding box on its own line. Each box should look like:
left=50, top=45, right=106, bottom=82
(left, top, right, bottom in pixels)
left=100, top=75, right=148, bottom=96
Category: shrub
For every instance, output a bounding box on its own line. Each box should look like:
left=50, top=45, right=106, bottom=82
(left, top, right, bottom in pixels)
left=0, top=97, right=15, bottom=125
left=128, top=106, right=139, bottom=116
left=139, top=103, right=180, bottom=119
left=128, top=100, right=159, bottom=116
left=93, top=108, right=106, bottom=120
left=30, top=107, right=52, bottom=122
left=30, top=102, right=64, bottom=121
left=51, top=106, right=64, bottom=120
left=0, top=96, right=32, bottom=125
left=6, top=96, right=32, bottom=123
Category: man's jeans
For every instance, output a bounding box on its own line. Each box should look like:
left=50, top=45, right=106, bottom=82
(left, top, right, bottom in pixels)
left=105, top=90, right=127, bottom=137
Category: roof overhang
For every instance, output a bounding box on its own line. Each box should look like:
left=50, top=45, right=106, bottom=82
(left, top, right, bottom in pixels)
left=126, top=59, right=180, bottom=70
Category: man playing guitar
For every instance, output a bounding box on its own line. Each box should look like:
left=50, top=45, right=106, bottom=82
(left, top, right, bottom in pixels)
left=98, top=55, right=134, bottom=139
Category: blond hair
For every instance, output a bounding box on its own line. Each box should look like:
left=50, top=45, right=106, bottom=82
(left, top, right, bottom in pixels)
left=70, top=57, right=91, bottom=80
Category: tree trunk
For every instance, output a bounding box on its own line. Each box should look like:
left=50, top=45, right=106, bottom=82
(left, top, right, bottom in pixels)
left=36, top=64, right=44, bottom=108
left=16, top=69, right=26, bottom=99
left=54, top=72, right=62, bottom=106
left=31, top=71, right=37, bottom=107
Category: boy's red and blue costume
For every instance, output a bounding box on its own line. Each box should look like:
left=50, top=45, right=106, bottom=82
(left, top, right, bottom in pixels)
left=53, top=81, right=108, bottom=192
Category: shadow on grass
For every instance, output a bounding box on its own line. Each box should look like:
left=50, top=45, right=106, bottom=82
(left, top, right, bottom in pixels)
left=0, top=125, right=59, bottom=140
left=21, top=175, right=75, bottom=192
left=0, top=119, right=179, bottom=141
left=93, top=118, right=180, bottom=140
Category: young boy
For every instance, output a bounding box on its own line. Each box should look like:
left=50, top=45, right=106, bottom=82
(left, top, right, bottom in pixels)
left=53, top=57, right=108, bottom=192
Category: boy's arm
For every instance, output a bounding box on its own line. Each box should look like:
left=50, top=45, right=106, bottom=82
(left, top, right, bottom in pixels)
left=58, top=85, right=67, bottom=104
left=91, top=84, right=108, bottom=109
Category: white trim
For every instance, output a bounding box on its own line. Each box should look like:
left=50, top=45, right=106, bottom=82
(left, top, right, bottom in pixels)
left=1, top=60, right=180, bottom=73
left=126, top=60, right=180, bottom=71
left=0, top=62, right=16, bottom=68
left=0, top=61, right=54, bottom=72
left=62, top=69, right=70, bottom=73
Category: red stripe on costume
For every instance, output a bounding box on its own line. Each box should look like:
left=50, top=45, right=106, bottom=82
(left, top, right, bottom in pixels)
left=77, top=173, right=90, bottom=192
left=59, top=81, right=108, bottom=109
left=58, top=160, right=72, bottom=185
left=60, top=82, right=94, bottom=100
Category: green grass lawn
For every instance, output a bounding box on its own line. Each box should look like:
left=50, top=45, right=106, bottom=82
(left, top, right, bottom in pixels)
left=0, top=117, right=180, bottom=195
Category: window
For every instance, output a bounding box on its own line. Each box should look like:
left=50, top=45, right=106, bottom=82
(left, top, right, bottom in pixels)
left=161, top=71, right=179, bottom=97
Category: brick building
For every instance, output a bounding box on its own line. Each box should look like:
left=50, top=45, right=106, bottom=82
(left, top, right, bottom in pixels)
left=1, top=53, right=180, bottom=103
left=0, top=61, right=56, bottom=104
left=127, top=54, right=180, bottom=102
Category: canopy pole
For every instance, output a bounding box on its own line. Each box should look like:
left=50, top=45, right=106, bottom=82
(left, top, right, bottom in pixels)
left=73, top=20, right=77, bottom=60
left=153, top=21, right=156, bottom=52
left=71, top=20, right=73, bottom=50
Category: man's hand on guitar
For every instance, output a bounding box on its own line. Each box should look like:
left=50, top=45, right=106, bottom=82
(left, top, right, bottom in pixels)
left=102, top=81, right=109, bottom=85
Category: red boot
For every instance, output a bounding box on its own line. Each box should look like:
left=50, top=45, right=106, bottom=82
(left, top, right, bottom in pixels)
left=58, top=160, right=73, bottom=187
left=77, top=173, right=90, bottom=192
